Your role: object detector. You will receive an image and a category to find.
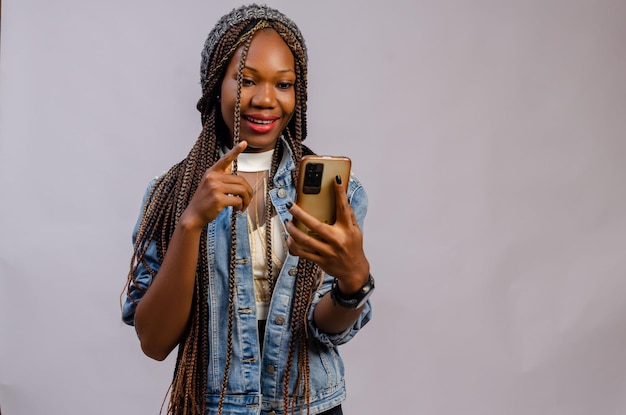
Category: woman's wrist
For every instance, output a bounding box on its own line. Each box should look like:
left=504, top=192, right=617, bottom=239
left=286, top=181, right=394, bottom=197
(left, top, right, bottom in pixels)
left=178, top=210, right=205, bottom=233
left=336, top=269, right=370, bottom=295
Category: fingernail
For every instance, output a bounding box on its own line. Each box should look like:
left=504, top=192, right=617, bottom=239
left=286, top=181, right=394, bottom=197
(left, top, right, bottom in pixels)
left=284, top=218, right=289, bottom=225
left=286, top=201, right=293, bottom=209
left=335, top=175, right=342, bottom=185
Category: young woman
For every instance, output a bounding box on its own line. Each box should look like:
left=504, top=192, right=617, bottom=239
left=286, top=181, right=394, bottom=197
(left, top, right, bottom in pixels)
left=122, top=5, right=374, bottom=415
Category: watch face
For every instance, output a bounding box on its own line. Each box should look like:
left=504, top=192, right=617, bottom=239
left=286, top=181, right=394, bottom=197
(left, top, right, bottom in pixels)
left=352, top=275, right=375, bottom=308
left=355, top=286, right=374, bottom=308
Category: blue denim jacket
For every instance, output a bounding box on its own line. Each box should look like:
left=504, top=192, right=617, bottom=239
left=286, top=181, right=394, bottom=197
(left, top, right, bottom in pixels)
left=122, top=141, right=372, bottom=415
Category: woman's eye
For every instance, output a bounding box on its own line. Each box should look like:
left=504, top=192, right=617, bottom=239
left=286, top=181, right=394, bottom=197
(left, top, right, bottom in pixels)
left=242, top=78, right=255, bottom=86
left=277, top=82, right=293, bottom=90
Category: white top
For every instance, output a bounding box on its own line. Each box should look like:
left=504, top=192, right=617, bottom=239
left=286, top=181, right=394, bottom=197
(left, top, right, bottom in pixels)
left=237, top=149, right=275, bottom=172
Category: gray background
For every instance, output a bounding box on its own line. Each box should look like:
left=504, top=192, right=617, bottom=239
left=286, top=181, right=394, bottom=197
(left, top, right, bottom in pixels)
left=1, top=0, right=626, bottom=414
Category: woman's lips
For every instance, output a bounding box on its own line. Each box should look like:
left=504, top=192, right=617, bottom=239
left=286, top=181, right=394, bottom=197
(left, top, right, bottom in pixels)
left=243, top=115, right=279, bottom=133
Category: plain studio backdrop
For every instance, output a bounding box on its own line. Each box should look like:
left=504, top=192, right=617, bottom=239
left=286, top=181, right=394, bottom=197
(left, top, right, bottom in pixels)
left=1, top=0, right=625, bottom=414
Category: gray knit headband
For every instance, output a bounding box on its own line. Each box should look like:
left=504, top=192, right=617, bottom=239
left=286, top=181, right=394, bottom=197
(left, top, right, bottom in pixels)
left=199, top=3, right=308, bottom=88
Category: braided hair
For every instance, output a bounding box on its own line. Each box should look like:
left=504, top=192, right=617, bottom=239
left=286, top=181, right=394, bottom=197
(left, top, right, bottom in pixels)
left=125, top=5, right=322, bottom=415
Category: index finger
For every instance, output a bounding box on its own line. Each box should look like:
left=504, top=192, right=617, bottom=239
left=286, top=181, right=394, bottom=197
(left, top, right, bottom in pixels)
left=333, top=174, right=355, bottom=226
left=210, top=141, right=248, bottom=172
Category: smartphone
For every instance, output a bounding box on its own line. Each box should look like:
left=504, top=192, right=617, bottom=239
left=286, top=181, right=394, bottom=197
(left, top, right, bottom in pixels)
left=294, top=155, right=351, bottom=238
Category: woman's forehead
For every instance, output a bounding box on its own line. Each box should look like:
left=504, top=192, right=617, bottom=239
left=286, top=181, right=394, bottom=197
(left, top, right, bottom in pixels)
left=230, top=29, right=295, bottom=72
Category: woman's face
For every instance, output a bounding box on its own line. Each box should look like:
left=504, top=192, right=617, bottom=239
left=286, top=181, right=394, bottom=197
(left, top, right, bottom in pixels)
left=220, top=28, right=296, bottom=153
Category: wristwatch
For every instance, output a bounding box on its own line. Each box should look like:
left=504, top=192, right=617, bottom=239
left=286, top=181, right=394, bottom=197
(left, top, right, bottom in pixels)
left=330, top=274, right=375, bottom=309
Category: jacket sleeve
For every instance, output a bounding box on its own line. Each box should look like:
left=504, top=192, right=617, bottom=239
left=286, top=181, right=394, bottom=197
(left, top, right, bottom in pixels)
left=121, top=180, right=162, bottom=326
left=307, top=174, right=373, bottom=346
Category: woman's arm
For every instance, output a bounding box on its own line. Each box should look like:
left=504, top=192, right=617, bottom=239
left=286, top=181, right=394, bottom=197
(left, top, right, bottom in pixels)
left=133, top=142, right=252, bottom=360
left=134, top=220, right=203, bottom=360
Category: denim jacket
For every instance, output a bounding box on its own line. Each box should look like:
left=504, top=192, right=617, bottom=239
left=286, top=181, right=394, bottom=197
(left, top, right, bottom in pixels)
left=122, top=141, right=372, bottom=415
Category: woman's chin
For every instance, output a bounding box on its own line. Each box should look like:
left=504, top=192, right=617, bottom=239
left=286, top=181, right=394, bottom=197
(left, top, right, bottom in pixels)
left=239, top=137, right=280, bottom=153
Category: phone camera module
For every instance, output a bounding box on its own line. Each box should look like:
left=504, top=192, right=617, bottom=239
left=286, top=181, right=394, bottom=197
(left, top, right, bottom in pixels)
left=303, top=163, right=323, bottom=194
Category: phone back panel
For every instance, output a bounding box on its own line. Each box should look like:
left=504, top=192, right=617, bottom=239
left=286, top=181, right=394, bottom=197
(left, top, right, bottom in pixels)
left=295, top=155, right=351, bottom=237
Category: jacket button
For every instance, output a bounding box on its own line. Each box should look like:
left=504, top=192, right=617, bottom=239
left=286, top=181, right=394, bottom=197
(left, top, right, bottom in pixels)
left=266, top=364, right=276, bottom=374
left=274, top=316, right=285, bottom=325
left=277, top=188, right=287, bottom=198
left=288, top=267, right=298, bottom=276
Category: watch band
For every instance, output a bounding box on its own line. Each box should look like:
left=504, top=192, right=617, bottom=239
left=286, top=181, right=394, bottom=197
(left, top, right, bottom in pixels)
left=330, top=274, right=375, bottom=309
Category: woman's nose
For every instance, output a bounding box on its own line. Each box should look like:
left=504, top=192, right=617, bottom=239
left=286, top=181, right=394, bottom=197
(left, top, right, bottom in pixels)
left=251, top=84, right=276, bottom=107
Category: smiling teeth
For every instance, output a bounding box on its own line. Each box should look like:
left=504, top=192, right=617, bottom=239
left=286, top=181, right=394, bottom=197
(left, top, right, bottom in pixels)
left=246, top=117, right=273, bottom=125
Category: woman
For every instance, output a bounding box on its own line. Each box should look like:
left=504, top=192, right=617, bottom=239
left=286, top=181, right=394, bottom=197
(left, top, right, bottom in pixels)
left=122, top=4, right=374, bottom=415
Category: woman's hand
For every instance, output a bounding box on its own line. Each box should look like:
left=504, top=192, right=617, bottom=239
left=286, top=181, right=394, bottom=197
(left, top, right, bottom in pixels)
left=285, top=175, right=370, bottom=293
left=180, top=141, right=253, bottom=230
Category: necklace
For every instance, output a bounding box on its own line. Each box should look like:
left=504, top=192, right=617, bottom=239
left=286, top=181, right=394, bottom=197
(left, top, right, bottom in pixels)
left=241, top=170, right=268, bottom=229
